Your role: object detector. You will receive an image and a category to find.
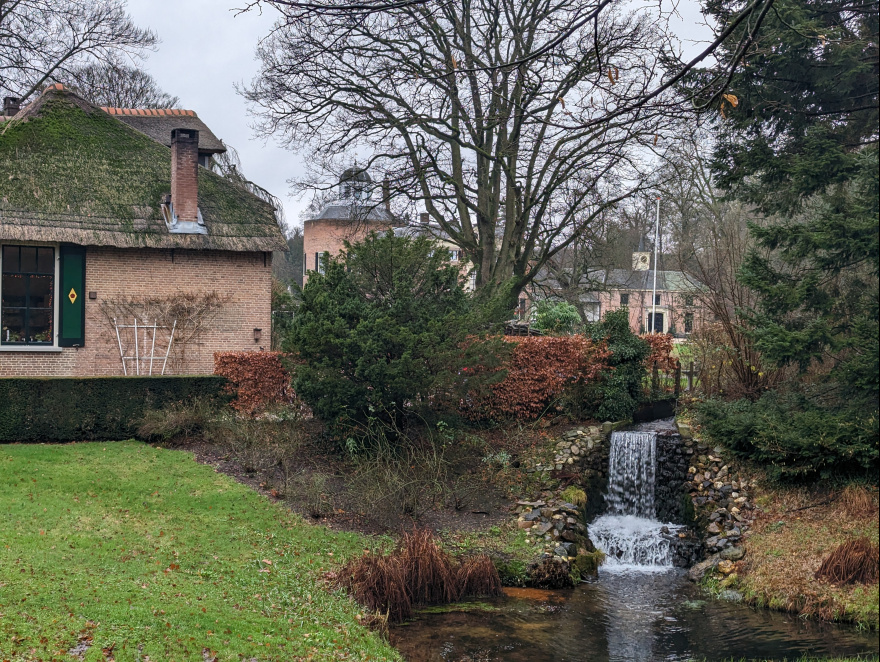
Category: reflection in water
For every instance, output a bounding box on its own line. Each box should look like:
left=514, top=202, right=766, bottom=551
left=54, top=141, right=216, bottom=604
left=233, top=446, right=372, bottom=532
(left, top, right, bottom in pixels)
left=390, top=570, right=879, bottom=662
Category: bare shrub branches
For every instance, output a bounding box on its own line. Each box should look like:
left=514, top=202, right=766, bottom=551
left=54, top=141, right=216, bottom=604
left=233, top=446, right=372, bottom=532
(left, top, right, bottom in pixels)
left=99, top=291, right=229, bottom=374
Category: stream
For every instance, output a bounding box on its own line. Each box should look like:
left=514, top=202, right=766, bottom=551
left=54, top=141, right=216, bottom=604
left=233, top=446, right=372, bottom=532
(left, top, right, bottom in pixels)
left=390, top=574, right=878, bottom=661
left=391, top=423, right=879, bottom=660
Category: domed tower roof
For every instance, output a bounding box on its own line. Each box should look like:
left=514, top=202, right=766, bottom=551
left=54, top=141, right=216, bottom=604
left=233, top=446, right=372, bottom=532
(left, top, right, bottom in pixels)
left=340, top=167, right=372, bottom=184
left=339, top=167, right=372, bottom=201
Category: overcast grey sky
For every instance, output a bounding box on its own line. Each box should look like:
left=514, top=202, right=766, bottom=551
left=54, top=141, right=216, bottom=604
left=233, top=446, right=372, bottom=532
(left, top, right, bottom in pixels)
left=125, top=0, right=713, bottom=233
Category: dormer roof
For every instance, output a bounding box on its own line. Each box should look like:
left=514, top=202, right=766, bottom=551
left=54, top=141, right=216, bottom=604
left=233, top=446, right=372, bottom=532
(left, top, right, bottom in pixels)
left=104, top=107, right=226, bottom=154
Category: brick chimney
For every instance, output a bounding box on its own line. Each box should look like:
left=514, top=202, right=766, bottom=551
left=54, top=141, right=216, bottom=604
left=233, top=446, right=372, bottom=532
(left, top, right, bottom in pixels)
left=171, top=128, right=199, bottom=224
left=3, top=97, right=20, bottom=116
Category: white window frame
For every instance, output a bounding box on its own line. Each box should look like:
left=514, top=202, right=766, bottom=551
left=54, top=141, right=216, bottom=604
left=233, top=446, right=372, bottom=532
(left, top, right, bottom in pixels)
left=0, top=242, right=63, bottom=352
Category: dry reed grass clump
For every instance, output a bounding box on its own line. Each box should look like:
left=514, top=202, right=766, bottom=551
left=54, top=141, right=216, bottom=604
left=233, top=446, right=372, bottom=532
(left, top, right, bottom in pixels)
left=338, top=529, right=502, bottom=623
left=341, top=554, right=412, bottom=623
left=398, top=529, right=458, bottom=605
left=837, top=484, right=877, bottom=519
left=456, top=555, right=504, bottom=598
left=815, top=537, right=879, bottom=586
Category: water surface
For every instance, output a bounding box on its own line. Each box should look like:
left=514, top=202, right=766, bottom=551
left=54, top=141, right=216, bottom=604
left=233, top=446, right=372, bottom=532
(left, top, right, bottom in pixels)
left=390, top=571, right=879, bottom=661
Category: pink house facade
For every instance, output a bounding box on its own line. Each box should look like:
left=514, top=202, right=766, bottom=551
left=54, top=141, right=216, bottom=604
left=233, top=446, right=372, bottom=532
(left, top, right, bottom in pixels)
left=527, top=258, right=709, bottom=338
left=595, top=269, right=708, bottom=337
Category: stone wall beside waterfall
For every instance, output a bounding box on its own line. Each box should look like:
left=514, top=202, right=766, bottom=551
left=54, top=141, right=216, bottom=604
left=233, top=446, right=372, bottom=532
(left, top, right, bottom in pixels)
left=655, top=431, right=692, bottom=523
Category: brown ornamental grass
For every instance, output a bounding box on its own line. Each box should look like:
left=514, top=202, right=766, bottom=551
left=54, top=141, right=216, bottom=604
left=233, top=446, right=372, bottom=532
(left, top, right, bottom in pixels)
left=338, top=528, right=502, bottom=623
left=815, top=537, right=879, bottom=586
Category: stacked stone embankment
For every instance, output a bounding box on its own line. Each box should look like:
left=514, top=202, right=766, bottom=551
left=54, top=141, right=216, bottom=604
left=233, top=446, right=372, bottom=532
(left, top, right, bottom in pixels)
left=679, top=423, right=757, bottom=580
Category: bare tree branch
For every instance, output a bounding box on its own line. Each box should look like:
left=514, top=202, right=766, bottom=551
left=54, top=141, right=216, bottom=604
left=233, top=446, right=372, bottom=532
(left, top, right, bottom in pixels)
left=0, top=0, right=157, bottom=102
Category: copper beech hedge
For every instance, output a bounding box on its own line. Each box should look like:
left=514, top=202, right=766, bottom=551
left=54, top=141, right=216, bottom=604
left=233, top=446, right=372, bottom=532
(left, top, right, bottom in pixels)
left=213, top=351, right=294, bottom=413
left=640, top=333, right=679, bottom=371
left=466, top=336, right=612, bottom=420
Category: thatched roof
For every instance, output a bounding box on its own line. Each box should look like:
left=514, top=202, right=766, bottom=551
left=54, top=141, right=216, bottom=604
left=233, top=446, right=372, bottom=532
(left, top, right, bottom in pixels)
left=0, top=85, right=287, bottom=252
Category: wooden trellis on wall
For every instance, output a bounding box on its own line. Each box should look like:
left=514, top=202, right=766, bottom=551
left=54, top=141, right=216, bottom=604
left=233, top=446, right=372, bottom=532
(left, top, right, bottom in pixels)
left=113, top=318, right=177, bottom=376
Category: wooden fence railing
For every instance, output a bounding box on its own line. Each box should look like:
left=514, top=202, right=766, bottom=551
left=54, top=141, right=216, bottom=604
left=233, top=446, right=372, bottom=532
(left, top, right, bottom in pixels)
left=644, top=360, right=701, bottom=399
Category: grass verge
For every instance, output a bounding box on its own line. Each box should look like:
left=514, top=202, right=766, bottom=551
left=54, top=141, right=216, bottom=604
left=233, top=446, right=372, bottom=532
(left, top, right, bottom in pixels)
left=0, top=441, right=400, bottom=661
left=729, top=481, right=879, bottom=629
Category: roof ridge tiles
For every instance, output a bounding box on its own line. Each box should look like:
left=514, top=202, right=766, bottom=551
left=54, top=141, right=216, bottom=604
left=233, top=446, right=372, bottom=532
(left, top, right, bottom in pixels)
left=100, top=107, right=198, bottom=117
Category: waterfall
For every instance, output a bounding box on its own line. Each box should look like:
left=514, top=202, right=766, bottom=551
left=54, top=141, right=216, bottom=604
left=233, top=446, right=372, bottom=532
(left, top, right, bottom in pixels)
left=591, top=430, right=682, bottom=572
left=605, top=431, right=656, bottom=519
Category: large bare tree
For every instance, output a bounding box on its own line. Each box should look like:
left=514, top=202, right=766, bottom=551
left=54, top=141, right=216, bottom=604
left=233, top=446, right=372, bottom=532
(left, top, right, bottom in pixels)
left=0, top=0, right=156, bottom=102
left=65, top=62, right=179, bottom=109
left=245, top=1, right=694, bottom=302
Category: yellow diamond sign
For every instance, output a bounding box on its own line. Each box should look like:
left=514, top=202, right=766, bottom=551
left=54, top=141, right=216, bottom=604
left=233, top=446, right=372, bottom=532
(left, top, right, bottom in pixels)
left=68, top=288, right=77, bottom=304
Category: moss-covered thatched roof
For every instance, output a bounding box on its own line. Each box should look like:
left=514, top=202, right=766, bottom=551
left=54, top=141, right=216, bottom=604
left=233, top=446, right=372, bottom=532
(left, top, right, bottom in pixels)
left=0, top=86, right=287, bottom=252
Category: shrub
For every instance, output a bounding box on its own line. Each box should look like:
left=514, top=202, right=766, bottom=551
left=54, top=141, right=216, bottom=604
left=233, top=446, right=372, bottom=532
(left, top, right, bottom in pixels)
left=285, top=231, right=481, bottom=434
left=0, top=376, right=227, bottom=442
left=287, top=471, right=336, bottom=518
left=640, top=333, right=678, bottom=371
left=137, top=397, right=218, bottom=442
left=345, top=421, right=451, bottom=523
left=815, top=538, right=879, bottom=586
left=213, top=351, right=294, bottom=414
left=467, top=335, right=610, bottom=420
left=693, top=392, right=879, bottom=480
left=204, top=416, right=306, bottom=478
left=534, top=300, right=581, bottom=334
left=586, top=309, right=651, bottom=421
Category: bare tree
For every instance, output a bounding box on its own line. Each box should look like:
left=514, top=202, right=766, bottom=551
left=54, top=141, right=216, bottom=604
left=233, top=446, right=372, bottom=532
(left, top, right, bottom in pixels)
left=245, top=1, right=691, bottom=303
left=64, top=62, right=179, bottom=108
left=0, top=0, right=156, bottom=102
left=660, top=129, right=780, bottom=397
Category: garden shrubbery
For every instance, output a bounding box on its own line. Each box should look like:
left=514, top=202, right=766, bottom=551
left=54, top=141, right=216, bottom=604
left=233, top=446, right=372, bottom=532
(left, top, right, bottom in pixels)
left=214, top=351, right=295, bottom=413
left=284, top=231, right=495, bottom=436
left=0, top=376, right=227, bottom=442
left=693, top=391, right=879, bottom=480
left=284, top=233, right=654, bottom=432
left=465, top=335, right=610, bottom=420
left=585, top=309, right=652, bottom=421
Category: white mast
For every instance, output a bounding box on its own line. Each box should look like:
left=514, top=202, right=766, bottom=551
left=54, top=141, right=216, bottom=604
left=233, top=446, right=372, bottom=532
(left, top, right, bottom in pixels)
left=650, top=196, right=660, bottom=333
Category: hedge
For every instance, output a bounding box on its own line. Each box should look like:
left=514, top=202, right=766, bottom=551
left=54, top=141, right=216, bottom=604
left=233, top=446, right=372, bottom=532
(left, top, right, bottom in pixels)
left=213, top=351, right=294, bottom=414
left=0, top=376, right=228, bottom=442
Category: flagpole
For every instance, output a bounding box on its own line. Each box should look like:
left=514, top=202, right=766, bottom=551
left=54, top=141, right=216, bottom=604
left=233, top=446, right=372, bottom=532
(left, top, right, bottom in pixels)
left=650, top=196, right=660, bottom=333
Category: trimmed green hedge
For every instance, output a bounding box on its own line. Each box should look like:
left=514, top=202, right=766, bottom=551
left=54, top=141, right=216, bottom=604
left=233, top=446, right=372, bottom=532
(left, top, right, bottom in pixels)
left=0, top=376, right=228, bottom=442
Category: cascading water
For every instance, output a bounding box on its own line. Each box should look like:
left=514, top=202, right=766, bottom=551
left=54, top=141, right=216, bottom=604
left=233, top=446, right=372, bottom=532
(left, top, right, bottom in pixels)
left=591, top=430, right=682, bottom=571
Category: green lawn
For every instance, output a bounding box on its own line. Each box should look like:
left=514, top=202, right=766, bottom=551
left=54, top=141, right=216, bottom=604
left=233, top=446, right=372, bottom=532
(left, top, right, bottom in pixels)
left=0, top=441, right=400, bottom=661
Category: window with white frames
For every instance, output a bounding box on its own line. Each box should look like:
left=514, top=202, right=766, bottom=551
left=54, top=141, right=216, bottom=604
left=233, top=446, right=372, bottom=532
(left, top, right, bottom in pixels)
left=0, top=244, right=85, bottom=348
left=1, top=245, right=55, bottom=345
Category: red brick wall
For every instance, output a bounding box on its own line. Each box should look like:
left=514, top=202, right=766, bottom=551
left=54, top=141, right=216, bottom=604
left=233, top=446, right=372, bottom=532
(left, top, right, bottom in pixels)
left=302, top=218, right=391, bottom=284
left=0, top=246, right=272, bottom=377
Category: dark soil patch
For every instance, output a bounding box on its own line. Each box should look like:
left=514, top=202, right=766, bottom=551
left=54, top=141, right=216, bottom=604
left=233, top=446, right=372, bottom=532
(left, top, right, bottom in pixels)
left=177, top=434, right=512, bottom=537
